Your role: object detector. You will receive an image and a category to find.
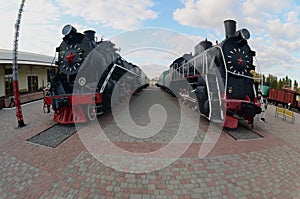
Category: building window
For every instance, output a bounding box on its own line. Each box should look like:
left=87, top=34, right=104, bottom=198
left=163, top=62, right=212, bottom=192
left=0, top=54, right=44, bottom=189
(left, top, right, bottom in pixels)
left=28, top=76, right=38, bottom=93
left=5, top=68, right=12, bottom=75
left=5, top=77, right=13, bottom=96
left=4, top=68, right=13, bottom=96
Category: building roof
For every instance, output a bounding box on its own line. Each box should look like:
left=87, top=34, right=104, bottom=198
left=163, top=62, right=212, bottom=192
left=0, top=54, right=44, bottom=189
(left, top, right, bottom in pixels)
left=0, top=49, right=55, bottom=66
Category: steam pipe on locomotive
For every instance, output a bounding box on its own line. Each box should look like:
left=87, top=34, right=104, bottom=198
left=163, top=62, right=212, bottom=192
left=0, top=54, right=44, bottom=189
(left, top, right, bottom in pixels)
left=157, top=20, right=262, bottom=129
left=44, top=25, right=149, bottom=124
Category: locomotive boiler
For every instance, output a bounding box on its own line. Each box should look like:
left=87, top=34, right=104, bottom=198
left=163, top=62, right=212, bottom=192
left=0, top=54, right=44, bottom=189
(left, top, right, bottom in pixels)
left=44, top=25, right=149, bottom=124
left=157, top=20, right=262, bottom=128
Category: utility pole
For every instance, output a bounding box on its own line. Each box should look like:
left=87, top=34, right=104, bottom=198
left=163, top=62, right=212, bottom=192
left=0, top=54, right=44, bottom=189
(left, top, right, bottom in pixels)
left=12, top=0, right=26, bottom=127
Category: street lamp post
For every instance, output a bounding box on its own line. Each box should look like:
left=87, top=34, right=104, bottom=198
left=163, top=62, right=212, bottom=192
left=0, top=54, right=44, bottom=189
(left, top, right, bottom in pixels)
left=12, top=0, right=26, bottom=128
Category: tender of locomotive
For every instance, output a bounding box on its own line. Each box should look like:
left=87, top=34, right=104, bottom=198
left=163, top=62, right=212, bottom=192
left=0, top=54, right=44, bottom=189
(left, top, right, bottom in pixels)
left=44, top=25, right=149, bottom=124
left=157, top=20, right=262, bottom=128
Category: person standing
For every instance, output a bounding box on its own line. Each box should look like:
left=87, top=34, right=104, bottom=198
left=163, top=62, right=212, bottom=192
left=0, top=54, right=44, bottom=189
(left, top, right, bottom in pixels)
left=260, top=97, right=268, bottom=122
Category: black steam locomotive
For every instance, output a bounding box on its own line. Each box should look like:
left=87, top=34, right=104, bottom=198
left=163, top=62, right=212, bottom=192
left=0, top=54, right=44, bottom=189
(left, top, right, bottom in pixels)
left=157, top=20, right=262, bottom=128
left=44, top=25, right=149, bottom=124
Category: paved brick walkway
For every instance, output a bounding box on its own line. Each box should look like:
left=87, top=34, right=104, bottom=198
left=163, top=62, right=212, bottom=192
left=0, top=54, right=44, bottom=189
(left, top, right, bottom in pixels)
left=37, top=146, right=300, bottom=199
left=0, top=88, right=299, bottom=198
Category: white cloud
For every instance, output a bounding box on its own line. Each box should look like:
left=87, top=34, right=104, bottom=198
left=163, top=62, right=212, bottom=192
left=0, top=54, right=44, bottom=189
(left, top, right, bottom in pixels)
left=58, top=0, right=157, bottom=30
left=266, top=14, right=300, bottom=51
left=0, top=0, right=158, bottom=55
left=0, top=0, right=61, bottom=55
left=108, top=28, right=199, bottom=78
left=249, top=37, right=300, bottom=81
left=0, top=2, right=19, bottom=50
left=173, top=0, right=239, bottom=33
left=173, top=0, right=296, bottom=33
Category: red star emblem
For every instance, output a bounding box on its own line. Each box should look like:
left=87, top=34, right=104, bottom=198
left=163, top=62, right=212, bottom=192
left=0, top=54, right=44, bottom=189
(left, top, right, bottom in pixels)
left=237, top=58, right=243, bottom=65
left=66, top=52, right=76, bottom=63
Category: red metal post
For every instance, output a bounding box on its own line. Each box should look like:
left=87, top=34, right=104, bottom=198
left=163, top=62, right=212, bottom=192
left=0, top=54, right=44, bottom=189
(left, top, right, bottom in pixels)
left=12, top=81, right=25, bottom=127
left=12, top=0, right=26, bottom=127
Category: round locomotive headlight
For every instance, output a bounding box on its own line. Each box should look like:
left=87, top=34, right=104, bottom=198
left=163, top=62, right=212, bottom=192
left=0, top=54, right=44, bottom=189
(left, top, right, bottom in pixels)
left=79, top=77, right=86, bottom=86
left=228, top=87, right=233, bottom=94
left=239, top=28, right=250, bottom=40
left=62, top=24, right=77, bottom=36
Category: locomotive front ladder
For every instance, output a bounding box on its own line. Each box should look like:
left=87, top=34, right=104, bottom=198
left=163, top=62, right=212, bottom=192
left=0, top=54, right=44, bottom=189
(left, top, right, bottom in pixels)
left=204, top=55, right=225, bottom=123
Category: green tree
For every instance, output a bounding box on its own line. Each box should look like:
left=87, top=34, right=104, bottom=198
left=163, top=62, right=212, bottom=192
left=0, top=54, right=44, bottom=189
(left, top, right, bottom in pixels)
left=266, top=74, right=270, bottom=85
left=262, top=74, right=266, bottom=84
left=278, top=79, right=283, bottom=89
left=270, top=75, right=278, bottom=89
left=294, top=80, right=298, bottom=89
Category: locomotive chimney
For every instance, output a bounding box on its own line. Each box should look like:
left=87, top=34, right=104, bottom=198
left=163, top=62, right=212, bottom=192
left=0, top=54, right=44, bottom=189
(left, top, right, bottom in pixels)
left=224, top=19, right=236, bottom=38
left=84, top=30, right=96, bottom=41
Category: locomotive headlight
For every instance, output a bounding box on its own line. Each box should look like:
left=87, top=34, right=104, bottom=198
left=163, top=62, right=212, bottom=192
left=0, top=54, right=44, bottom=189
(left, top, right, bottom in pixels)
left=62, top=24, right=77, bottom=36
left=237, top=28, right=250, bottom=40
left=228, top=87, right=233, bottom=94
left=79, top=77, right=86, bottom=86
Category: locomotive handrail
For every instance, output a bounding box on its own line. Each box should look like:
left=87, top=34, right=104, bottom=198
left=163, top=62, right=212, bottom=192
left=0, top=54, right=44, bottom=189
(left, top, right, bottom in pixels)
left=99, top=63, right=140, bottom=94
left=115, top=64, right=140, bottom=76
left=213, top=46, right=228, bottom=96
left=226, top=70, right=259, bottom=79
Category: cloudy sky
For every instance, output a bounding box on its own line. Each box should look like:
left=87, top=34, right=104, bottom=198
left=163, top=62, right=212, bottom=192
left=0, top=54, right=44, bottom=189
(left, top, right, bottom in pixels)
left=1, top=0, right=300, bottom=81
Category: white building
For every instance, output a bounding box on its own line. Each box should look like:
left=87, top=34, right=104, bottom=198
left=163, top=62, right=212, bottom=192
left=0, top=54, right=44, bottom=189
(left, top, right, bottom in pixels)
left=0, top=49, right=55, bottom=108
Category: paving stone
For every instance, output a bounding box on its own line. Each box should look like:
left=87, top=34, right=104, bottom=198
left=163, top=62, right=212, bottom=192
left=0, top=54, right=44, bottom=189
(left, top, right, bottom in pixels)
left=1, top=91, right=300, bottom=198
